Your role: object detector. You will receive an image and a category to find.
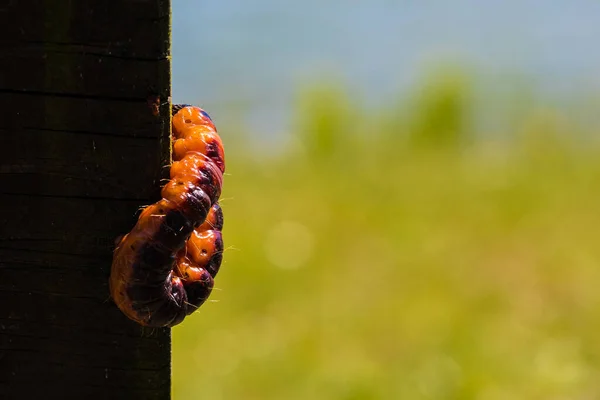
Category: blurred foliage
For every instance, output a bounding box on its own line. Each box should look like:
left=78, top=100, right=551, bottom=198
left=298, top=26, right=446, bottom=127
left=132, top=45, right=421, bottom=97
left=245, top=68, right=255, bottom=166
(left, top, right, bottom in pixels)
left=406, top=65, right=474, bottom=148
left=292, top=79, right=357, bottom=164
left=173, top=66, right=600, bottom=399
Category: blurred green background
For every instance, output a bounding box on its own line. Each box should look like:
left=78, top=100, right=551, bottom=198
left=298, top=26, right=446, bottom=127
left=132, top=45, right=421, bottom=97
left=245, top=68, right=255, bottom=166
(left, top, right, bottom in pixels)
left=171, top=2, right=600, bottom=399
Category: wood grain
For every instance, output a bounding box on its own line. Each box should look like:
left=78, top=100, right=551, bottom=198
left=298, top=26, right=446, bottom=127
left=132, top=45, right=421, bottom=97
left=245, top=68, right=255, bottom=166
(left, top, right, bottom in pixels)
left=0, top=1, right=172, bottom=398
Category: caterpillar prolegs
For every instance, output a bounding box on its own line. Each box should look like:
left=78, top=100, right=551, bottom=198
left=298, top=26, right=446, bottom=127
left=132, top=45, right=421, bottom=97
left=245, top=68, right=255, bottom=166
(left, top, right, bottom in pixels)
left=109, top=105, right=225, bottom=327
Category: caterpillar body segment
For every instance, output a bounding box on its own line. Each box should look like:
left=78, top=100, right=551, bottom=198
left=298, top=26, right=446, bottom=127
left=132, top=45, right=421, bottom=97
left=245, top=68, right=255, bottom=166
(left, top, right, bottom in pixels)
left=109, top=105, right=225, bottom=327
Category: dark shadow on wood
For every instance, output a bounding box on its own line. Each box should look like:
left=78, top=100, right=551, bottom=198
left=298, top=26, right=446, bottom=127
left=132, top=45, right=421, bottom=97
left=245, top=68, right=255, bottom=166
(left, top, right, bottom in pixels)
left=0, top=1, right=172, bottom=399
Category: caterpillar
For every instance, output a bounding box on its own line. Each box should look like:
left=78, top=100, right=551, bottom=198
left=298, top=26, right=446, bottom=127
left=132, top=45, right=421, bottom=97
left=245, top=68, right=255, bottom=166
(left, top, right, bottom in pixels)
left=109, top=104, right=225, bottom=327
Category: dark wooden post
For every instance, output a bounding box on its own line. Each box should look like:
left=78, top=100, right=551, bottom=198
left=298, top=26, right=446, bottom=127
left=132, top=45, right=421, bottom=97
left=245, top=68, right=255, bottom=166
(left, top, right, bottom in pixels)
left=0, top=1, right=172, bottom=398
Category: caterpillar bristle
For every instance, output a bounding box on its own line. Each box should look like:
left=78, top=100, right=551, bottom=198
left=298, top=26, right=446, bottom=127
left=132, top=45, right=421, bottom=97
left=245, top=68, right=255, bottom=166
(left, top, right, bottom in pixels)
left=172, top=103, right=193, bottom=116
left=109, top=104, right=226, bottom=328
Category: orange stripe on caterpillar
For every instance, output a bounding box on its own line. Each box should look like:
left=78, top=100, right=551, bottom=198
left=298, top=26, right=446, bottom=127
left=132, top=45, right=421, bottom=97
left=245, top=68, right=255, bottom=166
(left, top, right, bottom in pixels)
left=109, top=106, right=225, bottom=327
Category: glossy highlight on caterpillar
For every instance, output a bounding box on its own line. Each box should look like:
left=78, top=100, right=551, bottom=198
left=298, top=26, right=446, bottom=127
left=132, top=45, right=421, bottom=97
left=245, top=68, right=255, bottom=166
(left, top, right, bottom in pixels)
left=109, top=104, right=225, bottom=327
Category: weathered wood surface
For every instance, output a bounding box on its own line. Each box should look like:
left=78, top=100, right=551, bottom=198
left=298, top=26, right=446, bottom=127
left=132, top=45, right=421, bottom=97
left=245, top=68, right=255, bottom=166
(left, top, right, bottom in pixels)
left=0, top=1, right=172, bottom=399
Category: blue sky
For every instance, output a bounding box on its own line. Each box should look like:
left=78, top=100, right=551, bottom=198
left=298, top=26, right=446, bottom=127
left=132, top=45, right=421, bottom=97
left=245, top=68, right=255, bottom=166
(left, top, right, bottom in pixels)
left=172, top=1, right=600, bottom=136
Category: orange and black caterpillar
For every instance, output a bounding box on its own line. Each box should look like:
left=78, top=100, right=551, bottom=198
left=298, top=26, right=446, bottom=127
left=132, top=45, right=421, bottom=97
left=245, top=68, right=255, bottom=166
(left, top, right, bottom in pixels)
left=109, top=104, right=225, bottom=327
